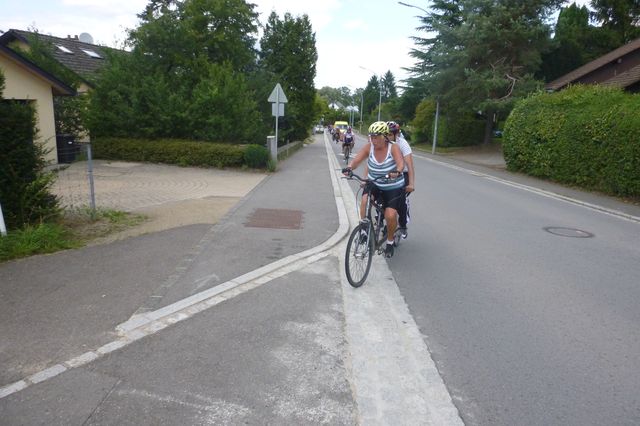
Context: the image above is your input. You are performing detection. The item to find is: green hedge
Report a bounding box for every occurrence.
[503,85,640,197]
[92,138,269,169]
[410,99,485,146]
[0,98,60,229]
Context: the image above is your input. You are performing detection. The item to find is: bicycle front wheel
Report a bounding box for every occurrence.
[345,222,373,287]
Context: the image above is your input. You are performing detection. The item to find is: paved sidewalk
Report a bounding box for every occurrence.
[0,137,364,425]
[0,137,350,421]
[1,135,464,425]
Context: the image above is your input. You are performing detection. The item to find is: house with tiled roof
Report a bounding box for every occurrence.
[546,37,640,93]
[0,29,116,93]
[1,29,120,163]
[0,43,76,164]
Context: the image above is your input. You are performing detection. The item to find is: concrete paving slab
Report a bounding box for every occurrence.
[0,224,210,386]
[0,255,356,425]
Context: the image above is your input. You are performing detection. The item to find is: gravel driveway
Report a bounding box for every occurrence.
[52,160,267,242]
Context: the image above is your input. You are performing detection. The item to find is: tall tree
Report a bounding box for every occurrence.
[590,0,640,44]
[132,0,259,72]
[539,3,616,82]
[408,0,564,144]
[89,0,263,142]
[381,71,398,101]
[361,75,382,118]
[259,12,318,142]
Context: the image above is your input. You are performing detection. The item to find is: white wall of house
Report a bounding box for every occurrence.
[1,53,59,164]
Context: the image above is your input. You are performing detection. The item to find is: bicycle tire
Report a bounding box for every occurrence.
[345,222,373,287]
[344,146,351,164]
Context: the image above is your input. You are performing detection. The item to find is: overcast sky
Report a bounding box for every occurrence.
[2,0,590,91]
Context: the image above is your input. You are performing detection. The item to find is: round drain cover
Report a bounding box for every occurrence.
[543,227,594,238]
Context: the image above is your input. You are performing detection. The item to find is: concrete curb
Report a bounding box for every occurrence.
[0,134,351,400]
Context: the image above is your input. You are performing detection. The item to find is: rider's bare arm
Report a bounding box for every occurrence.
[347,144,370,171]
[405,154,415,192]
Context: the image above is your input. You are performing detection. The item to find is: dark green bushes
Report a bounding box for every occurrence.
[503,85,640,197]
[244,144,270,168]
[1,77,61,229]
[410,99,485,147]
[92,137,269,169]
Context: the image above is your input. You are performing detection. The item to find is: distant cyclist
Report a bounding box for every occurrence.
[343,126,355,156]
[333,127,341,143]
[387,121,414,239]
[343,121,404,258]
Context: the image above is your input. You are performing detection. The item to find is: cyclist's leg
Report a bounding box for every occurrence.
[398,171,409,228]
[384,207,398,244]
[381,187,404,247]
[361,192,374,221]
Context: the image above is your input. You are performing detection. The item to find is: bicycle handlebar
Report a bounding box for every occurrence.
[341,169,400,184]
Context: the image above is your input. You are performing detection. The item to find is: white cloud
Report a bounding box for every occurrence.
[342,19,367,31]
[252,0,341,31]
[315,36,415,89]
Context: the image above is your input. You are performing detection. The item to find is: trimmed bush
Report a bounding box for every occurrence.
[503,85,640,197]
[243,144,269,168]
[92,137,267,169]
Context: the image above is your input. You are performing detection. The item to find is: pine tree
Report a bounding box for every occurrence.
[590,0,640,44]
[407,0,564,144]
[259,12,318,141]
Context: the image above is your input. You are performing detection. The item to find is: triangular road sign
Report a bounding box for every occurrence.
[268,83,288,103]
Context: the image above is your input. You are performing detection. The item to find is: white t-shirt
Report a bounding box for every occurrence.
[393,132,412,171]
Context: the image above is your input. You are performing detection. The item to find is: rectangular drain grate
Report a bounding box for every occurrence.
[244,208,303,230]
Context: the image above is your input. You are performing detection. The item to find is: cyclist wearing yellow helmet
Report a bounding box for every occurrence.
[343,121,404,257]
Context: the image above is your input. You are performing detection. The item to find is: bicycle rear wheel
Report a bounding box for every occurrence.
[345,222,373,287]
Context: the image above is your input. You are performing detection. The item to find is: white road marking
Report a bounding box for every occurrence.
[415,154,640,224]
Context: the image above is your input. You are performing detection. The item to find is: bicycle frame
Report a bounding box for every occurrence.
[358,182,388,254]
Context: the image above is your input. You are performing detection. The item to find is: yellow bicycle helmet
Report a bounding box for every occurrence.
[368,121,389,135]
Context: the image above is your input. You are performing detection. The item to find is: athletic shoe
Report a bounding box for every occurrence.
[384,243,394,258]
[399,227,408,239]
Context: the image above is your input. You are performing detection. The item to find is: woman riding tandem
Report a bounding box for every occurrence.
[343,121,404,258]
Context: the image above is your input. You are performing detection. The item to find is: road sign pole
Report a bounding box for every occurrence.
[275,89,279,163]
[0,200,7,236]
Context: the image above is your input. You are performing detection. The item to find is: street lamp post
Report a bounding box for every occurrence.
[347,84,365,133]
[359,66,383,122]
[359,92,364,133]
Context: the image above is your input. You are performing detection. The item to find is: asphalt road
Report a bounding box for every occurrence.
[386,150,640,425]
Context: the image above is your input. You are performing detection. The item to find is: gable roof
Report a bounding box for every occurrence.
[0,43,76,96]
[600,63,640,88]
[0,29,119,82]
[546,37,640,91]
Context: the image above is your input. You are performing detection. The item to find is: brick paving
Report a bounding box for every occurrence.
[52,160,266,212]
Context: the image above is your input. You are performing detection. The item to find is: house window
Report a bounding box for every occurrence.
[56,45,73,54]
[80,49,102,59]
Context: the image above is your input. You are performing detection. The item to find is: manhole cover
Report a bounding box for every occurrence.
[245,208,304,229]
[543,227,594,238]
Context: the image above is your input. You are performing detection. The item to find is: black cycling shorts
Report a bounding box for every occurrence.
[371,186,405,212]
